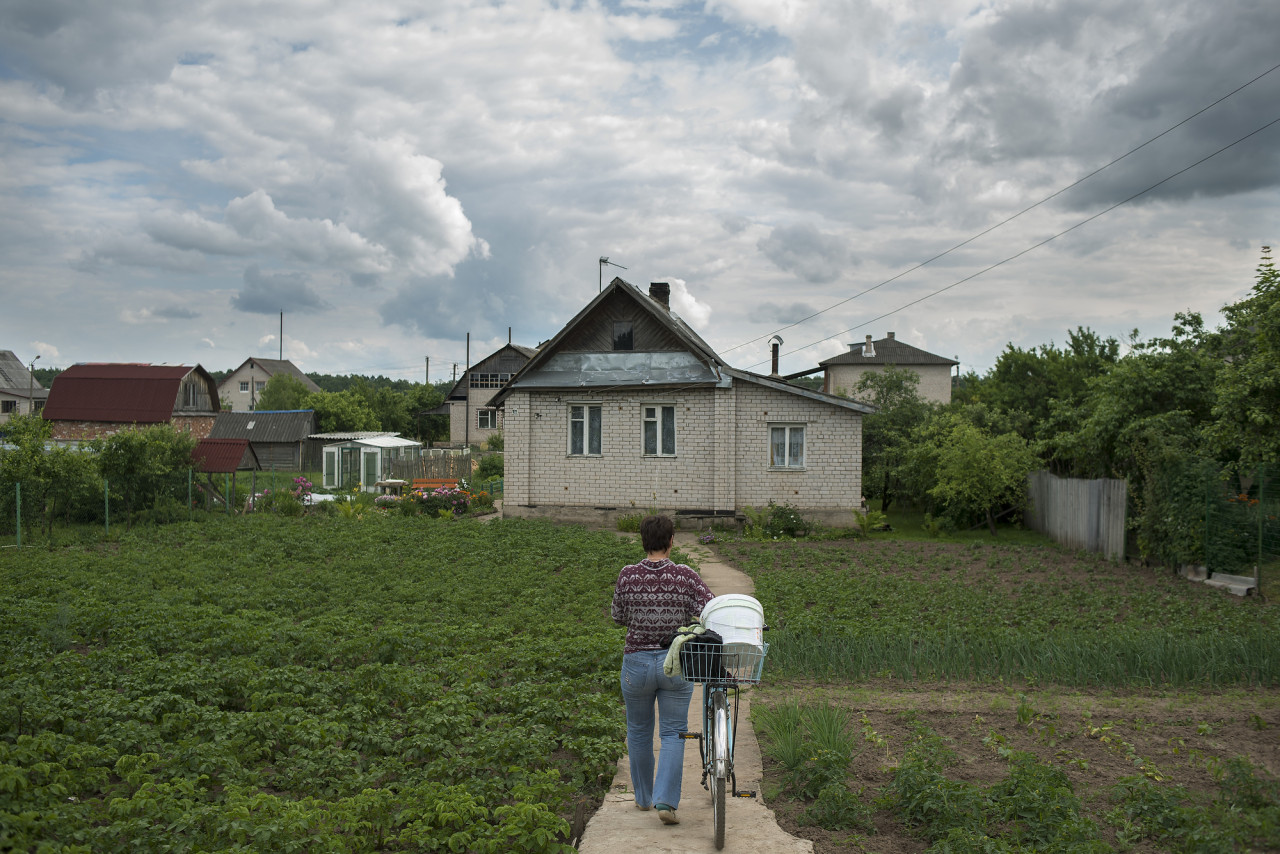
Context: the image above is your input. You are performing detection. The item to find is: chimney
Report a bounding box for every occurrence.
[862,334,876,358]
[769,335,783,377]
[649,282,670,309]
[887,331,895,340]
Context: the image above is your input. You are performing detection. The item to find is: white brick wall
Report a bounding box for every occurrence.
[504,379,862,519]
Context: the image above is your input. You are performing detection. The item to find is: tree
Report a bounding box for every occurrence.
[849,367,933,512]
[303,390,380,433]
[1209,246,1280,470]
[927,419,1039,534]
[257,373,313,411]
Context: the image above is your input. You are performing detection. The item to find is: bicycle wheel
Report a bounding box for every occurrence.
[711,691,730,850]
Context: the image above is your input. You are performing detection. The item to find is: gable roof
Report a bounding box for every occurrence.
[42,364,220,422]
[208,409,318,442]
[0,351,43,394]
[221,358,322,393]
[493,277,874,414]
[444,343,539,400]
[819,335,959,368]
[193,438,260,473]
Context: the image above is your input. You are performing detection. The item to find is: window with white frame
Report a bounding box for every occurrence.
[477,408,497,429]
[569,404,602,455]
[769,424,805,469]
[255,381,266,392]
[642,404,676,456]
[239,381,249,392]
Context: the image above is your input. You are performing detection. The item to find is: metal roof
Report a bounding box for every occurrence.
[510,351,720,388]
[819,336,959,367]
[308,431,396,441]
[321,435,422,449]
[209,409,318,442]
[0,350,43,393]
[193,438,259,473]
[42,364,218,422]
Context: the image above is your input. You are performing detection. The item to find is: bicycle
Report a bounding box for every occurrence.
[678,634,768,850]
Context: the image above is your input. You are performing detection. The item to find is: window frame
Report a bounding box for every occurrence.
[568,403,602,456]
[477,408,498,429]
[612,320,634,351]
[641,403,677,457]
[239,381,249,393]
[768,423,806,470]
[1,400,15,414]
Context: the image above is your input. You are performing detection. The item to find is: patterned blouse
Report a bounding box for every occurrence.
[611,558,714,654]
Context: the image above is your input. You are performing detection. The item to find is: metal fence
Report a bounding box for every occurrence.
[1025,470,1128,561]
[1206,464,1279,591]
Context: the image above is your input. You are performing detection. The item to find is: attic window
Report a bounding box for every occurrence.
[612,321,634,351]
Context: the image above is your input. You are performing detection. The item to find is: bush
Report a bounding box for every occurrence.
[476,452,504,480]
[616,512,643,533]
[484,432,504,452]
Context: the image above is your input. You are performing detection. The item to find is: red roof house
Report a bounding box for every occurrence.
[43,363,222,441]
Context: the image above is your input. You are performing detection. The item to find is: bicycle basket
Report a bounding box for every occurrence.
[681,635,768,685]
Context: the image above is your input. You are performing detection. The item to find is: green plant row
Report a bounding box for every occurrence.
[720,540,1280,687]
[0,516,638,853]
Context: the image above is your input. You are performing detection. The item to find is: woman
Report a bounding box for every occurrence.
[610,515,714,826]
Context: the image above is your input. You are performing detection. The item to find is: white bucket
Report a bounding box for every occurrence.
[701,594,765,652]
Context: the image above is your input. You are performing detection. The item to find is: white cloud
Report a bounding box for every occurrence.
[0,0,1275,381]
[668,279,712,329]
[31,342,60,359]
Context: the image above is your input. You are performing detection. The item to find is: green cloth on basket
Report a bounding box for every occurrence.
[663,622,708,678]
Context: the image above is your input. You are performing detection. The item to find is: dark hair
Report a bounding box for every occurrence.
[640,515,674,553]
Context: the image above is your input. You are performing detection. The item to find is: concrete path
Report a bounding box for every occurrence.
[577,533,813,854]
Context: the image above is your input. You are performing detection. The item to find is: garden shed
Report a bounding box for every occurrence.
[321,435,423,492]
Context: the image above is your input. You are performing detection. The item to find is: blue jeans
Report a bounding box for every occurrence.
[621,649,694,809]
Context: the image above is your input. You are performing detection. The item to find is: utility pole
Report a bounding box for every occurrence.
[27,354,39,415]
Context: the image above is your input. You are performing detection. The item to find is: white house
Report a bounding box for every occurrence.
[0,350,48,424]
[218,358,322,412]
[491,278,874,526]
[813,333,959,404]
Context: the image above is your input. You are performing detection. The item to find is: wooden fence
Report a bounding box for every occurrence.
[387,448,471,482]
[1025,470,1128,561]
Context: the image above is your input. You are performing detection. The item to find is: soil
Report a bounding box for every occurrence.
[752,678,1280,853]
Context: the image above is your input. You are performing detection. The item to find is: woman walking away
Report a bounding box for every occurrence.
[611,515,714,826]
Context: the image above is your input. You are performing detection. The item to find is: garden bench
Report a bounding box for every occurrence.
[412,478,460,492]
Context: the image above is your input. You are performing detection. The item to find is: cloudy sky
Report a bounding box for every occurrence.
[2,0,1278,383]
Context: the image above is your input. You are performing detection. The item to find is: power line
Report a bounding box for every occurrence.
[723,59,1280,357]
[749,112,1280,370]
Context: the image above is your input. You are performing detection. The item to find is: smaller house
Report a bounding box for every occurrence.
[208,409,318,470]
[809,333,959,404]
[42,363,222,441]
[218,358,322,412]
[320,434,423,492]
[0,350,49,424]
[433,343,538,447]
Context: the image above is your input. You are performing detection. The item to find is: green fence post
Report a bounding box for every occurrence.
[188,468,193,521]
[15,482,20,549]
[1258,463,1266,593]
[104,479,109,537]
[1204,480,1212,576]
[226,473,231,516]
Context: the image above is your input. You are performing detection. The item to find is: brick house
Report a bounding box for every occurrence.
[492,278,873,526]
[42,364,222,441]
[811,333,959,404]
[434,343,538,447]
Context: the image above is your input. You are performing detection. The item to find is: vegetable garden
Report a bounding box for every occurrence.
[1,517,636,852]
[726,538,1280,853]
